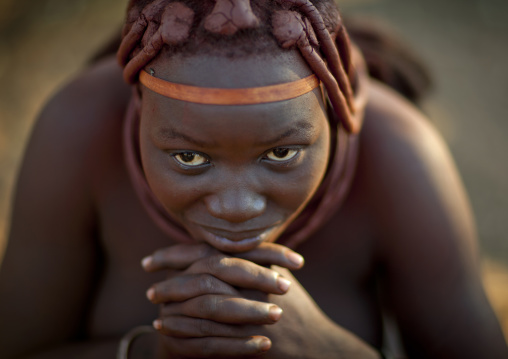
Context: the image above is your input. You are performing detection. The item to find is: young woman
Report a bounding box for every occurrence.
[0,0,506,358]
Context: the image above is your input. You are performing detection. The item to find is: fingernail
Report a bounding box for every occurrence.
[153,319,162,330]
[277,276,291,292]
[286,251,304,268]
[146,287,155,301]
[268,305,283,322]
[259,338,271,352]
[141,256,152,269]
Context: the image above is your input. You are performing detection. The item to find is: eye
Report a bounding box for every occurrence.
[172,151,209,167]
[265,147,299,162]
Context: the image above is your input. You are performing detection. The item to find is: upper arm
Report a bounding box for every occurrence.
[361,82,507,358]
[0,58,130,357]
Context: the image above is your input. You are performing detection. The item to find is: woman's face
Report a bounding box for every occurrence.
[139,51,330,252]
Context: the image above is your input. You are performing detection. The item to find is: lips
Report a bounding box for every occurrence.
[192,224,277,252]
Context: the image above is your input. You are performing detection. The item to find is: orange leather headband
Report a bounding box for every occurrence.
[139,70,320,105]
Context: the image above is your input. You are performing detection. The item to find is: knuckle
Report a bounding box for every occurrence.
[192,274,237,297]
[198,273,217,293]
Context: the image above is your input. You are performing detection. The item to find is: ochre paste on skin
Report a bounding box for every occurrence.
[118,0,365,133]
[117,0,370,248]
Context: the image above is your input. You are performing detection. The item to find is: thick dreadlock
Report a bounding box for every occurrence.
[116,0,366,134]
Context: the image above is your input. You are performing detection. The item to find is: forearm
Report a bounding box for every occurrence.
[329,326,382,359]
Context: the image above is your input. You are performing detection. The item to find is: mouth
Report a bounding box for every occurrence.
[193,224,277,252]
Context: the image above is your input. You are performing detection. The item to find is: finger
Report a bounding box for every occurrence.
[142,243,218,272]
[235,242,305,270]
[154,316,257,338]
[163,336,271,358]
[162,295,283,324]
[187,255,292,295]
[147,273,239,304]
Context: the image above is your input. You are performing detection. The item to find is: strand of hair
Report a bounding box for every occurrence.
[118,15,149,66]
[297,36,354,132]
[280,0,355,114]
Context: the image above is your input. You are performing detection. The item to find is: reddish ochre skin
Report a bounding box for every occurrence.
[0,52,507,358]
[139,52,331,254]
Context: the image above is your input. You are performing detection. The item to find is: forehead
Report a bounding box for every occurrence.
[146,49,313,88]
[139,51,327,141]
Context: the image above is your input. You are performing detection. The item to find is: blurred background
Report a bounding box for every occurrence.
[0,0,507,340]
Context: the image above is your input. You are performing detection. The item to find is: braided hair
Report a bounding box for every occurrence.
[118,0,372,247]
[117,0,366,134]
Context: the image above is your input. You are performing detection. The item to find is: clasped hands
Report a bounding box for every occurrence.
[140,242,329,358]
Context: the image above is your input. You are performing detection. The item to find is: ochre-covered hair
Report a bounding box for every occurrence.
[118,0,370,248]
[117,0,367,134]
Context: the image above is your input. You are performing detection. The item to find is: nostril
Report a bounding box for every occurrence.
[204,190,266,222]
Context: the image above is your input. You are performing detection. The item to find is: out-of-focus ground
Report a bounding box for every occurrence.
[0,0,507,342]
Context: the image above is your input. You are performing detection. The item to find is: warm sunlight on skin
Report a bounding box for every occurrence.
[139,53,331,253]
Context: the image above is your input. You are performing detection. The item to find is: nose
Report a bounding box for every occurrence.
[204,186,267,223]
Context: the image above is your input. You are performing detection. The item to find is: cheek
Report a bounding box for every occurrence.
[139,126,200,220]
[268,129,331,215]
[139,114,331,224]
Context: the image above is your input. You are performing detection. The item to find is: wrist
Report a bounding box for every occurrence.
[318,319,382,359]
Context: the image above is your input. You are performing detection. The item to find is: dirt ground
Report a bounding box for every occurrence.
[1,0,507,343]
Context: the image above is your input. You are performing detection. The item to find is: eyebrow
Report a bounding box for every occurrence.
[155,120,315,148]
[257,120,315,146]
[155,128,214,148]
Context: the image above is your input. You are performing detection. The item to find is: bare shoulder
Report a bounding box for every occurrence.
[9,56,131,228]
[361,79,459,180]
[357,81,508,357]
[358,80,478,280]
[22,56,132,202]
[359,79,476,256]
[0,57,132,357]
[34,56,130,159]
[15,56,130,218]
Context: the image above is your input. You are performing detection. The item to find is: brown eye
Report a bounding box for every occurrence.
[266,148,299,162]
[173,152,209,167]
